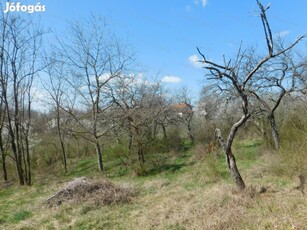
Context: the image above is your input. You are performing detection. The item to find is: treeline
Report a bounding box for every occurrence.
[0,13,198,185]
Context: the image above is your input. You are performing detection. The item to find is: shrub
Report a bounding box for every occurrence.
[265,105,307,178]
[167,128,184,151]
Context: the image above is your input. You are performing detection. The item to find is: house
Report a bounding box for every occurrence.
[170,103,193,118]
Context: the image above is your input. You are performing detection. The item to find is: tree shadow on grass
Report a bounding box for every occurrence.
[145,163,187,176]
[239,141,262,148]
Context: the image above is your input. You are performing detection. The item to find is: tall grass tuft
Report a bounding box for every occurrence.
[265,108,307,179]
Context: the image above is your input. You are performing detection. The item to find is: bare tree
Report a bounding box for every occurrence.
[174,87,195,144]
[0,10,8,182]
[0,83,8,182]
[0,13,44,185]
[110,75,167,166]
[56,15,133,172]
[43,55,70,173]
[197,1,305,190]
[250,50,307,149]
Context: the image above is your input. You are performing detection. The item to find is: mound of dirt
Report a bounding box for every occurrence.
[46,177,135,207]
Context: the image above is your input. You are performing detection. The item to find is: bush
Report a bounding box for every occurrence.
[194,121,216,144]
[265,106,307,178]
[145,138,169,155]
[192,142,220,161]
[167,128,184,151]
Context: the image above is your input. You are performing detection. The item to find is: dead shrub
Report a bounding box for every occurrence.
[45,177,136,207]
[192,142,220,161]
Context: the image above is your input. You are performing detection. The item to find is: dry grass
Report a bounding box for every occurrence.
[8,179,307,230]
[121,181,307,230]
[2,140,307,230]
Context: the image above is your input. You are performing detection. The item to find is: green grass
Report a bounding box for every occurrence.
[11,210,32,223]
[234,139,263,169]
[66,158,97,177]
[1,138,306,229]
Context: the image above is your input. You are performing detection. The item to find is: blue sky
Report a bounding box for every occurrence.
[2,0,307,100]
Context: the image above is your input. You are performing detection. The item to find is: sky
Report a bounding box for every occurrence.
[2,0,307,102]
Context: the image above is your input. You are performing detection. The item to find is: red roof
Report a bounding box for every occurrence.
[170,103,192,110]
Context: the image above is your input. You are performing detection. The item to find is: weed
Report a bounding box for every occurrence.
[11,210,32,223]
[79,205,94,215]
[67,158,97,178]
[0,217,6,224]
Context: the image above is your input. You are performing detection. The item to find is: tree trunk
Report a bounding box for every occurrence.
[1,146,8,182]
[11,137,24,185]
[16,160,24,185]
[60,138,68,174]
[215,128,246,190]
[25,136,31,186]
[15,131,25,185]
[187,122,195,144]
[22,135,28,184]
[95,140,104,172]
[135,126,145,164]
[162,123,167,140]
[268,114,280,150]
[6,116,24,185]
[56,110,67,173]
[128,130,133,150]
[137,143,145,164]
[226,149,246,190]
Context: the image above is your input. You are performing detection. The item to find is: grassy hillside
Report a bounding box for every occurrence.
[1,139,306,230]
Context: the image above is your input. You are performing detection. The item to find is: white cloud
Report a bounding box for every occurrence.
[161,75,182,83]
[99,73,112,82]
[194,0,208,7]
[31,87,52,112]
[126,72,157,86]
[188,54,202,68]
[201,0,208,7]
[274,30,290,38]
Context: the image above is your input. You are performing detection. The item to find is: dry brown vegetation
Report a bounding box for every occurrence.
[126,184,306,230]
[45,177,136,207]
[1,140,307,229]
